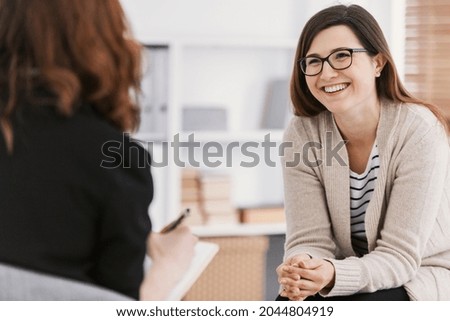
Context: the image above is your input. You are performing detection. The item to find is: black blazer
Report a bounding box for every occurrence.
[0,102,152,299]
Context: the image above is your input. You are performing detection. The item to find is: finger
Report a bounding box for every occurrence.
[281,288,303,300]
[286,256,299,265]
[282,265,306,279]
[285,290,307,301]
[296,268,318,282]
[281,265,302,279]
[296,266,331,285]
[279,289,289,297]
[285,286,301,297]
[278,267,301,282]
[296,280,323,298]
[281,277,320,298]
[281,265,314,284]
[279,277,301,290]
[276,263,286,274]
[289,295,306,301]
[277,272,298,283]
[298,290,318,298]
[296,279,318,291]
[288,254,311,265]
[276,263,293,276]
[281,264,297,274]
[297,258,322,269]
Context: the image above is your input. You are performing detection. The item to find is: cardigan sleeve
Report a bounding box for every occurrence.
[282,118,337,260]
[325,121,449,297]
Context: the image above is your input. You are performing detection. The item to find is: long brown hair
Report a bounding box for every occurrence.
[291,4,448,132]
[0,0,142,151]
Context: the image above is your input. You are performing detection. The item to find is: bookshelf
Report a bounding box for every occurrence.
[134,37,296,233]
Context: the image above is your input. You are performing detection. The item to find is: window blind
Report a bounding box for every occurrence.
[405,0,450,124]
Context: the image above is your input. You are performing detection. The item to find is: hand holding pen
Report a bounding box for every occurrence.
[142,209,197,300]
[146,207,196,272]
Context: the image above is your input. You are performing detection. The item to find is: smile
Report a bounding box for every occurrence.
[323,83,349,93]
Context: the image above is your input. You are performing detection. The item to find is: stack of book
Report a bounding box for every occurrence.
[238,205,285,224]
[181,169,238,225]
[181,168,206,225]
[201,172,238,225]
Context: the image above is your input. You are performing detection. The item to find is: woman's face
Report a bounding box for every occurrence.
[304,25,384,116]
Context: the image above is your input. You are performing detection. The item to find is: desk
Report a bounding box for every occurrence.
[185,223,285,300]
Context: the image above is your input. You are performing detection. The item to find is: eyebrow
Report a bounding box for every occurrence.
[306,47,353,57]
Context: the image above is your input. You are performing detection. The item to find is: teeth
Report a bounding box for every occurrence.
[324,84,348,93]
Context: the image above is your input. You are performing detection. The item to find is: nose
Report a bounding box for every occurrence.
[320,60,338,79]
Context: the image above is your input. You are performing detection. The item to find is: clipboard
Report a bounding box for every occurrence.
[165,241,219,301]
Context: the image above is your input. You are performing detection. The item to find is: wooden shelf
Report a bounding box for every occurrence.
[191,222,285,237]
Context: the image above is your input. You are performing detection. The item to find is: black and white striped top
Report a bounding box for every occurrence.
[350,144,379,256]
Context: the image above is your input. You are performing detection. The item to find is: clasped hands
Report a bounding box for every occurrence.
[276,253,335,301]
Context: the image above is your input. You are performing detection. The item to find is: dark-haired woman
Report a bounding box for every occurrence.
[277,4,449,301]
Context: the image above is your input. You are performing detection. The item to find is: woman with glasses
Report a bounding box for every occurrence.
[276,4,450,301]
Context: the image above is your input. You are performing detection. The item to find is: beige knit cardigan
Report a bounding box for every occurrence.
[282,100,450,300]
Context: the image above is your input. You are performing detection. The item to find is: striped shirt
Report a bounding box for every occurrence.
[350,143,379,256]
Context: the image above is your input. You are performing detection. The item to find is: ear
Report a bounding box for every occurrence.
[373,53,387,77]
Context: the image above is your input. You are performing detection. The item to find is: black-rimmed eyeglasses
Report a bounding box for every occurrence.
[298,48,368,76]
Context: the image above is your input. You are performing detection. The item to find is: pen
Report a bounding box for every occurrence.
[160,208,190,233]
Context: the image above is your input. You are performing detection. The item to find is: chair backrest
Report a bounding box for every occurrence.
[0,263,133,300]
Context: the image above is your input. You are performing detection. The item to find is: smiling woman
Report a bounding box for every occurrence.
[276,4,450,301]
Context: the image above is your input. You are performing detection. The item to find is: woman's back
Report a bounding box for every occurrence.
[0,98,152,299]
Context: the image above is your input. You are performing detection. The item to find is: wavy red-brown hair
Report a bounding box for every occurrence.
[0,0,142,150]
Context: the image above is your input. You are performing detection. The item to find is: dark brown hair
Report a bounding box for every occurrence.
[0,0,143,150]
[291,4,448,131]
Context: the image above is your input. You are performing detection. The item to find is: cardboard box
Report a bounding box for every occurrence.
[183,236,269,300]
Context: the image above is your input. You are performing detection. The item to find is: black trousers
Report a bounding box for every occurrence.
[276,287,409,301]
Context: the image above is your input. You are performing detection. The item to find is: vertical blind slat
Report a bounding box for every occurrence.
[405,0,450,123]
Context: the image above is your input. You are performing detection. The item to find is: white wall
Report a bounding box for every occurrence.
[120,0,403,82]
[121,0,395,43]
[121,0,301,39]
